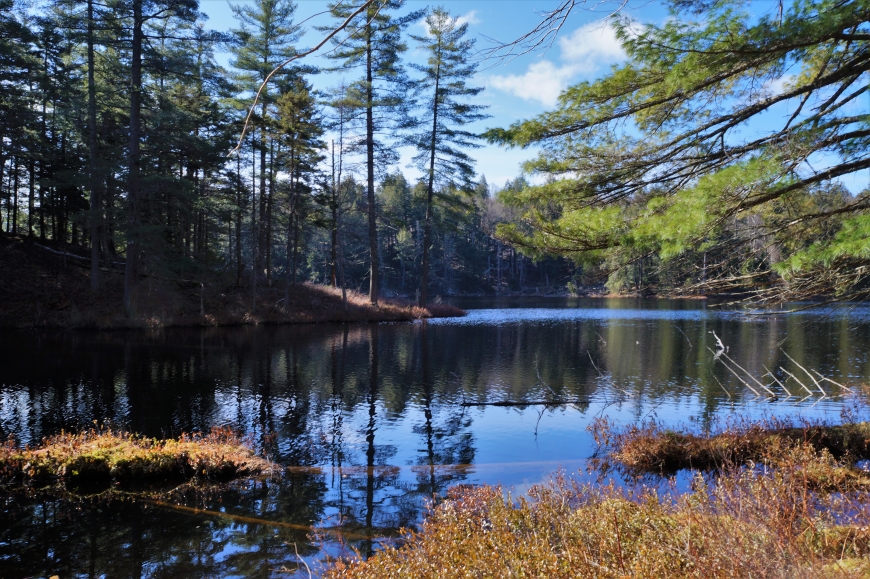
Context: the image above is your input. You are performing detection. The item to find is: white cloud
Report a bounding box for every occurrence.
[558,20,626,70]
[487,19,627,107]
[488,60,580,107]
[764,74,794,96]
[455,10,480,28]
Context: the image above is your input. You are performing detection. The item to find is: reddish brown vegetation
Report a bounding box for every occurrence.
[323,419,870,579]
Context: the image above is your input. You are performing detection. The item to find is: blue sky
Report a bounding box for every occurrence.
[199,0,660,187]
[198,0,869,193]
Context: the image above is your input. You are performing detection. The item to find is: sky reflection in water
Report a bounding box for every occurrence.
[1,298,869,577]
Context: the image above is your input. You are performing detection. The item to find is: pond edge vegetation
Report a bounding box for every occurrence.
[322,416,870,578]
[0,427,276,489]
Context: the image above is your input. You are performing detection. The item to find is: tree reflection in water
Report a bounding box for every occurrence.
[1,299,868,576]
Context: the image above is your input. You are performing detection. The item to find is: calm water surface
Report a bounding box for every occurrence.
[2,297,869,578]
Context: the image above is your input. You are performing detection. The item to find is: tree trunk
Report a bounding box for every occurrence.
[11,157,19,235]
[284,143,296,310]
[292,205,299,286]
[235,152,243,285]
[265,138,275,286]
[27,156,34,237]
[251,142,258,312]
[365,22,379,305]
[420,54,441,307]
[331,200,338,287]
[87,0,100,292]
[123,0,143,314]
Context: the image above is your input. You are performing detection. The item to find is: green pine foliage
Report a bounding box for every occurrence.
[487,0,870,301]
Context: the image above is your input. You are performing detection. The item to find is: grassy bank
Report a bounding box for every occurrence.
[0,427,275,487]
[0,234,464,328]
[324,419,870,578]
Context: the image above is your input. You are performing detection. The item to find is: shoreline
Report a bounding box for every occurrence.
[0,235,465,330]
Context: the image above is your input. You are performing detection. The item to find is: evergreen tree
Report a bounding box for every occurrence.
[409,7,488,306]
[228,0,302,307]
[276,76,325,305]
[487,0,870,302]
[322,0,424,305]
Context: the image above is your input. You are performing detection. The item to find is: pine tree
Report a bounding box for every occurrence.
[409,7,488,306]
[276,76,324,305]
[487,0,870,302]
[322,0,423,305]
[228,0,301,308]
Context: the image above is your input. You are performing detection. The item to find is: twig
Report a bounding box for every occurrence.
[294,543,313,579]
[781,350,826,395]
[707,347,762,396]
[587,350,605,378]
[780,366,816,397]
[721,352,778,396]
[675,325,693,349]
[535,357,558,398]
[763,364,792,396]
[810,368,852,393]
[712,374,732,399]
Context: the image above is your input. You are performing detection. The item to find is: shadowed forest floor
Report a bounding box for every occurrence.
[0,233,464,329]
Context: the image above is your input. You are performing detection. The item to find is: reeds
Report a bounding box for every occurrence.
[593,417,870,486]
[323,418,870,579]
[0,426,275,486]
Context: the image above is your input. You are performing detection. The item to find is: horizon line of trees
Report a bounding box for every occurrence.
[7,0,861,306]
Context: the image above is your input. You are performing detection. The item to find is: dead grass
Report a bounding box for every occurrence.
[323,473,870,578]
[323,419,870,579]
[0,427,275,486]
[591,417,870,491]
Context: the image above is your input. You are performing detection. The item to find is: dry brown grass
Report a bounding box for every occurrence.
[323,419,870,579]
[0,427,275,486]
[592,417,870,491]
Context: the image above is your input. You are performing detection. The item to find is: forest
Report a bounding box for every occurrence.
[0,0,576,326]
[1,0,870,324]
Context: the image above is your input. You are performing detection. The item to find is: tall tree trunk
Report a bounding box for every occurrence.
[420,55,441,308]
[123,0,143,314]
[11,157,19,235]
[292,206,299,286]
[27,156,34,237]
[331,140,347,307]
[251,141,258,312]
[284,144,295,309]
[266,139,275,286]
[258,131,267,282]
[87,0,100,291]
[331,200,338,287]
[365,22,379,305]
[235,152,243,285]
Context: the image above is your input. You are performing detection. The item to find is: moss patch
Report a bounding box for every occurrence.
[1,427,275,487]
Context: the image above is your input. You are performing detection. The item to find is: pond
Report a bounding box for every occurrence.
[1,297,869,578]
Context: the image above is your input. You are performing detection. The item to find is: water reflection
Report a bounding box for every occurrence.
[1,298,869,577]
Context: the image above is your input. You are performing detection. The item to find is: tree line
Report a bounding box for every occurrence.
[0,0,577,315]
[8,0,858,306]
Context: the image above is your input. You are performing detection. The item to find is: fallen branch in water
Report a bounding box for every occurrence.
[461,399,586,407]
